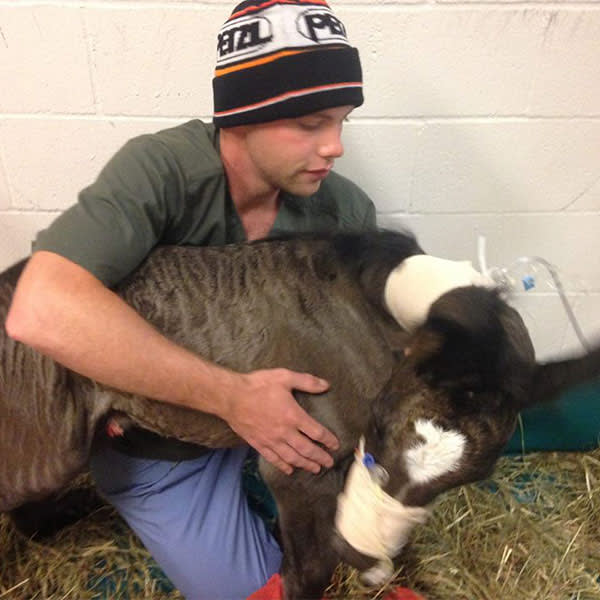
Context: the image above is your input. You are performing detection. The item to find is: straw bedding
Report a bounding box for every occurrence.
[1,448,599,600]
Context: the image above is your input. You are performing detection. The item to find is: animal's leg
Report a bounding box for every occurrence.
[9,484,106,538]
[261,467,342,600]
[278,498,340,600]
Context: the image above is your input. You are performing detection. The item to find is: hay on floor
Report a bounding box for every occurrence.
[1,448,599,600]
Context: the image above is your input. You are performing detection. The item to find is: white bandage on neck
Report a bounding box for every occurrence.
[384,254,494,332]
[334,438,429,586]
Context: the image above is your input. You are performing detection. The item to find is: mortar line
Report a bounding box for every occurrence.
[79,5,101,116]
[377,210,600,217]
[2,1,600,10]
[0,124,14,209]
[1,114,600,123]
[0,207,62,215]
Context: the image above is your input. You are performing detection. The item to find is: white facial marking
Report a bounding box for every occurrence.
[405,419,466,484]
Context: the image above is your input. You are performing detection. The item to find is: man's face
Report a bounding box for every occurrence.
[243,105,353,197]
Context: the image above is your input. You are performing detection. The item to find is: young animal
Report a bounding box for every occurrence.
[1,230,599,599]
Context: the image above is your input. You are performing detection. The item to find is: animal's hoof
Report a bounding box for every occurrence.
[360,559,393,586]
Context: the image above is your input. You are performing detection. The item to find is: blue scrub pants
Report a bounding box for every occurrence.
[90,444,282,600]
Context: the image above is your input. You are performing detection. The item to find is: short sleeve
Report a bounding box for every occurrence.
[34,135,184,287]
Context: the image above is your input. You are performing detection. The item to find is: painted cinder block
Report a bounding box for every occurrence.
[340,7,600,118]
[0,212,57,270]
[409,120,600,213]
[0,118,174,211]
[527,11,600,116]
[0,155,10,210]
[436,0,587,4]
[337,120,600,215]
[0,6,94,114]
[335,121,422,213]
[82,6,226,116]
[512,293,600,361]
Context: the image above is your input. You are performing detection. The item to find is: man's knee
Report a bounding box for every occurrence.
[89,444,282,599]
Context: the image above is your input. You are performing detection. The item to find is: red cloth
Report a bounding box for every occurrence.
[247,573,426,600]
[246,574,284,600]
[383,588,426,600]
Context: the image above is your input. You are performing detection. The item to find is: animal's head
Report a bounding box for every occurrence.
[371,286,535,500]
[335,284,600,585]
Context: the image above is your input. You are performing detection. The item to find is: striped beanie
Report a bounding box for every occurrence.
[213,0,363,128]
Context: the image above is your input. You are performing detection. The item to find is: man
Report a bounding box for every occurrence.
[6,2,419,598]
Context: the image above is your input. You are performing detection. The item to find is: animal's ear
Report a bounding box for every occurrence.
[403,327,445,364]
[404,287,505,391]
[526,345,600,409]
[427,286,504,341]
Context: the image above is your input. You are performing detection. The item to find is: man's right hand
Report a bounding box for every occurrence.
[221,368,339,475]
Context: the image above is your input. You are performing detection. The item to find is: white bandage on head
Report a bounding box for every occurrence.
[334,438,429,586]
[384,254,495,332]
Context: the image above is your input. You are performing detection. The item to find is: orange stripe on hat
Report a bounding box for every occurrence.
[215,48,316,77]
[214,81,362,117]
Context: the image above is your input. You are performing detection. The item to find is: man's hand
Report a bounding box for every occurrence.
[222,368,338,475]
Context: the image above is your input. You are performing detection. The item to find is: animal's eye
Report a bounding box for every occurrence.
[374,419,385,439]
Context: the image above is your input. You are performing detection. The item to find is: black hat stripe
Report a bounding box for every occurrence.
[214,81,363,118]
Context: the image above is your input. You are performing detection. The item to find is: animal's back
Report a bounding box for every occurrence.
[118,239,391,374]
[112,238,399,446]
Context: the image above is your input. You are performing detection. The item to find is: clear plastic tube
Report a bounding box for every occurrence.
[477,236,590,352]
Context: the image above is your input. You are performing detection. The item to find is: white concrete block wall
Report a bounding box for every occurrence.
[0,0,599,359]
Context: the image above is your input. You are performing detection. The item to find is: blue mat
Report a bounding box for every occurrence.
[505,381,600,454]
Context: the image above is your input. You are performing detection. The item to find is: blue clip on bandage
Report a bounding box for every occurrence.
[363,453,375,469]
